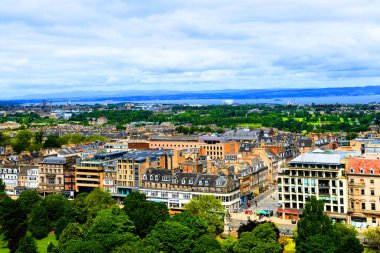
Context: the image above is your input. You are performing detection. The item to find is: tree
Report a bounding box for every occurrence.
[83,188,115,218]
[12,130,33,153]
[295,196,362,253]
[63,240,105,253]
[364,226,380,251]
[171,211,208,238]
[28,203,50,239]
[146,221,194,253]
[15,235,37,253]
[58,223,84,248]
[233,223,281,253]
[85,207,136,251]
[0,178,5,193]
[0,197,26,238]
[123,192,169,237]
[185,195,225,234]
[43,134,62,149]
[17,190,41,215]
[191,234,221,253]
[41,194,71,222]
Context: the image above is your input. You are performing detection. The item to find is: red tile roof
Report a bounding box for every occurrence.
[347,158,380,175]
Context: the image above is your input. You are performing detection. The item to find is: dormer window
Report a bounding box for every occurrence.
[155,175,159,181]
[182,179,186,184]
[199,180,203,185]
[370,168,374,174]
[150,175,153,180]
[205,181,209,186]
[143,175,147,180]
[350,167,354,173]
[189,179,194,184]
[360,168,364,174]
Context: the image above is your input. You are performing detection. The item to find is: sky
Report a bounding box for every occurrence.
[1,0,380,98]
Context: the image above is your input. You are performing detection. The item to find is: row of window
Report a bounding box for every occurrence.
[349,167,376,174]
[351,202,377,211]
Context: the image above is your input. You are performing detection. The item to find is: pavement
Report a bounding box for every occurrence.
[227,187,297,231]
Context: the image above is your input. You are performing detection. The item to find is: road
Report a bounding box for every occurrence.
[228,187,297,232]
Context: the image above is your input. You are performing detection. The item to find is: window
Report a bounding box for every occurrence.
[350,178,354,183]
[370,169,374,174]
[370,179,375,184]
[143,175,147,180]
[372,217,376,224]
[199,180,203,186]
[361,189,365,195]
[371,203,376,210]
[360,168,364,174]
[371,189,375,196]
[351,201,354,208]
[361,202,366,210]
[350,167,354,173]
[150,175,153,180]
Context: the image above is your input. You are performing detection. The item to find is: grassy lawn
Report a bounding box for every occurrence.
[238,123,262,128]
[36,232,57,253]
[283,238,296,253]
[0,232,57,253]
[0,233,9,253]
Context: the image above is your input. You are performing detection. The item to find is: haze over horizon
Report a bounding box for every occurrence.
[1,1,380,99]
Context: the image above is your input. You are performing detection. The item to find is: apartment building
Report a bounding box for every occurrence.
[114,150,177,202]
[27,167,39,189]
[75,151,127,192]
[149,135,238,160]
[0,166,18,195]
[277,150,356,222]
[38,157,66,196]
[346,157,380,228]
[140,168,240,211]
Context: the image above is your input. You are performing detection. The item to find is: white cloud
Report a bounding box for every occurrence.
[0,0,380,98]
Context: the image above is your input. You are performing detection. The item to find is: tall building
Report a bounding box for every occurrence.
[38,157,66,196]
[277,150,357,223]
[346,157,380,228]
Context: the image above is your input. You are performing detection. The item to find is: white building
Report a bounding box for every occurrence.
[27,168,39,189]
[0,167,19,195]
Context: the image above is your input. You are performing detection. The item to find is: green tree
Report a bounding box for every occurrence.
[333,223,363,253]
[233,223,281,253]
[185,195,225,234]
[83,188,115,218]
[15,235,37,253]
[17,190,41,215]
[123,192,169,237]
[12,130,33,153]
[171,211,208,238]
[0,178,5,193]
[43,134,62,149]
[85,207,135,251]
[28,203,50,239]
[146,221,194,253]
[191,234,221,253]
[41,194,71,222]
[58,223,84,248]
[364,226,380,251]
[63,240,105,253]
[0,197,26,238]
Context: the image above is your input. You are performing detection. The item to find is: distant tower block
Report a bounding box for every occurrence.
[222,99,234,105]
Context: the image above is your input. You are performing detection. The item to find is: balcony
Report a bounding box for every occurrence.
[348,182,365,187]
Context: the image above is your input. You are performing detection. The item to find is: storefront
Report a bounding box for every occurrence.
[351,216,368,229]
[277,208,300,219]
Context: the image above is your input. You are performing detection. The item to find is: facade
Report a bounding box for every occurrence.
[103,164,118,194]
[346,158,380,228]
[75,151,127,192]
[38,157,66,196]
[277,150,353,222]
[27,168,39,189]
[140,168,240,211]
[114,150,178,201]
[0,166,19,195]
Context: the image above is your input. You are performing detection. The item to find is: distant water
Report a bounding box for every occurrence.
[26,95,380,106]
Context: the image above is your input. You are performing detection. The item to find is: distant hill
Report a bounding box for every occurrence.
[3,85,380,104]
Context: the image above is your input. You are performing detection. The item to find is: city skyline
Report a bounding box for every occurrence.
[1,1,380,98]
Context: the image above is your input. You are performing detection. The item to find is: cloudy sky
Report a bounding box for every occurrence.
[1,0,380,98]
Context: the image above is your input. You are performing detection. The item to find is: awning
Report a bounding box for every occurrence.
[277,208,299,214]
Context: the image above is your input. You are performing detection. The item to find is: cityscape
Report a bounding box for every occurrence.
[1,1,380,253]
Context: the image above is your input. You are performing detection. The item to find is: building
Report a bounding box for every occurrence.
[0,166,19,195]
[27,167,39,189]
[38,157,66,196]
[346,157,380,228]
[277,150,356,222]
[75,151,127,193]
[113,149,178,202]
[140,168,240,211]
